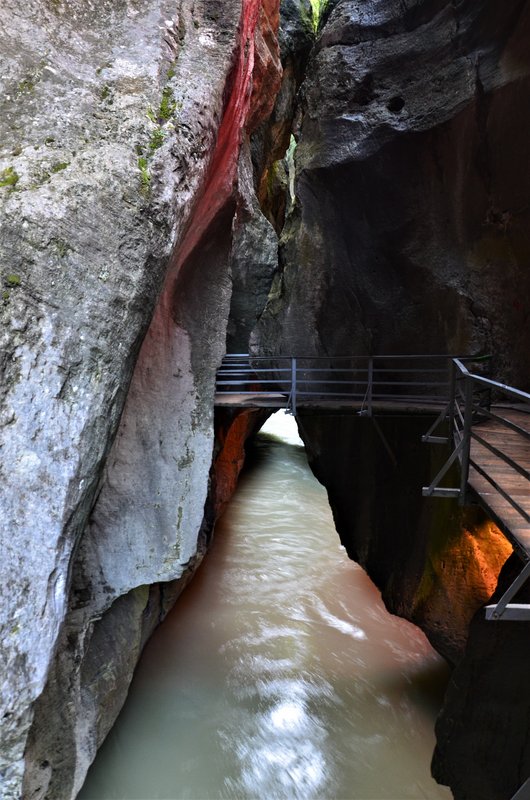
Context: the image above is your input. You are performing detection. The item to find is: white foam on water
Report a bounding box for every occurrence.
[259,410,304,446]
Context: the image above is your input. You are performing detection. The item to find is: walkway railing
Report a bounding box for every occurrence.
[216,354,456,415]
[218,353,530,623]
[422,357,530,506]
[422,358,530,622]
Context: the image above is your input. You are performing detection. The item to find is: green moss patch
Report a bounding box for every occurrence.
[51,161,69,173]
[159,87,177,121]
[149,128,164,153]
[0,167,20,188]
[309,0,328,32]
[51,238,71,258]
[18,76,35,93]
[137,156,150,191]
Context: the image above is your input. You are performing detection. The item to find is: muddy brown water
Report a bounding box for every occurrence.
[79,412,451,800]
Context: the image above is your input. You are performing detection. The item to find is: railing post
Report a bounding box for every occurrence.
[367,357,373,417]
[459,374,473,503]
[447,359,456,439]
[290,356,297,416]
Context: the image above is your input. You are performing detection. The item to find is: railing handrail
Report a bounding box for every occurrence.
[453,358,530,406]
[222,353,489,362]
[218,356,489,416]
[424,357,530,539]
[215,353,488,416]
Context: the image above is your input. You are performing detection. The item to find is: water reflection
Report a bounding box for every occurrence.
[79,411,451,800]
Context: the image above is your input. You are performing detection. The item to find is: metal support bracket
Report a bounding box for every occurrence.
[422,438,464,498]
[485,560,530,621]
[287,357,297,416]
[367,357,373,418]
[422,487,461,498]
[510,777,530,800]
[421,400,452,444]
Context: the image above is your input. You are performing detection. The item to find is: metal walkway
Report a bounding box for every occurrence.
[468,408,530,551]
[216,354,530,620]
[215,353,454,415]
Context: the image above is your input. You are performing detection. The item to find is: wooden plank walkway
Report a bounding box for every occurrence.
[215,393,289,408]
[468,408,530,558]
[214,393,445,415]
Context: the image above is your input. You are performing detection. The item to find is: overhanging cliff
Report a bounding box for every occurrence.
[255,0,530,382]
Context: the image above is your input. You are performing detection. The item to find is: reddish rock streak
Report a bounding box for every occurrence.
[141,0,280,359]
[176,0,280,268]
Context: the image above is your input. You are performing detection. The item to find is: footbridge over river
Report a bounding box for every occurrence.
[215,354,530,623]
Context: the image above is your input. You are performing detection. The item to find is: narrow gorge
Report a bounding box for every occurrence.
[1,1,530,799]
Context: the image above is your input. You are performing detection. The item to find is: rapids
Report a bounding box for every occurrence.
[79,412,451,800]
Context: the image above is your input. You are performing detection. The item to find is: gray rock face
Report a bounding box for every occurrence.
[227,141,279,353]
[277,0,314,60]
[255,0,530,383]
[0,0,270,795]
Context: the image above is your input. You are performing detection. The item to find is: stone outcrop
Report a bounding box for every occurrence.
[0,1,282,797]
[252,0,314,230]
[227,0,314,353]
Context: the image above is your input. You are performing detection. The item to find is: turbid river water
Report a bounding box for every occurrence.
[79,412,451,800]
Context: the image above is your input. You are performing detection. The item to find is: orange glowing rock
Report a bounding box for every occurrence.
[412,511,513,661]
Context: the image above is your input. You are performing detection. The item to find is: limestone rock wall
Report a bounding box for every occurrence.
[0,1,281,797]
[255,0,530,385]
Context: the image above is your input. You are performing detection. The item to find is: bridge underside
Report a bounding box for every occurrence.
[214,393,445,415]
